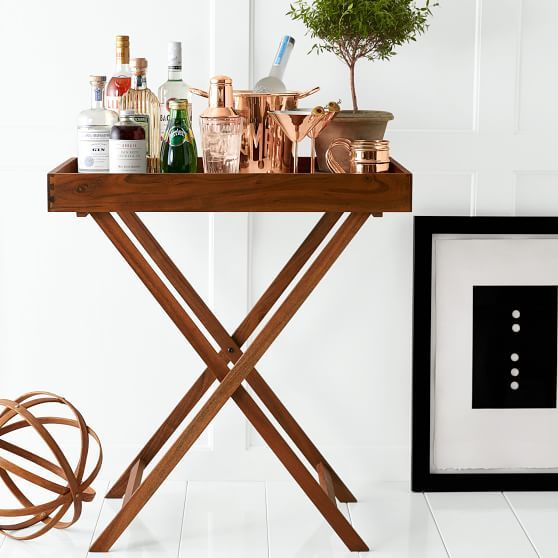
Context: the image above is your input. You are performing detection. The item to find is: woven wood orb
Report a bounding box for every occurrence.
[0,391,102,540]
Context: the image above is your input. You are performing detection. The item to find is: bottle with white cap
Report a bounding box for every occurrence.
[158,41,192,141]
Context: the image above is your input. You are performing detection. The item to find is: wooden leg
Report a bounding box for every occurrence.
[123,459,144,506]
[317,462,336,502]
[108,211,353,502]
[105,369,215,499]
[117,211,355,502]
[89,212,369,552]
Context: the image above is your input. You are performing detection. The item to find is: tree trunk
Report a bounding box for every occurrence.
[349,62,358,112]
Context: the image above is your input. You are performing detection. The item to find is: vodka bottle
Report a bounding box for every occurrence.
[158,41,192,141]
[254,36,295,93]
[77,75,118,173]
[121,57,160,172]
[106,35,131,112]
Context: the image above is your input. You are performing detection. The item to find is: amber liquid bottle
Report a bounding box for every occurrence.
[121,57,160,172]
[106,35,131,112]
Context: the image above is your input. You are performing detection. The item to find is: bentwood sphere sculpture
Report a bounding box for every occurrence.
[0,391,102,540]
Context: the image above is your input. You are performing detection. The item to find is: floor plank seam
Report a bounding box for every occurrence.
[175,481,189,558]
[264,482,271,558]
[502,492,543,558]
[346,500,362,558]
[86,480,110,558]
[423,493,452,558]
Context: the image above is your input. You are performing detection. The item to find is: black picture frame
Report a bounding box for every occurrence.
[412,216,558,492]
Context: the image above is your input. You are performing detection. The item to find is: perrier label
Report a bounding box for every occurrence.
[160,99,197,173]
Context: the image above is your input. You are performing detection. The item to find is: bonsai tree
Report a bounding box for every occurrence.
[288,0,436,111]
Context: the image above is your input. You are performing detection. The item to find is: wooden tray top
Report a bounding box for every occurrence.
[47,157,412,213]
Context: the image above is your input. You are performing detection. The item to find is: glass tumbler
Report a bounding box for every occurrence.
[199,116,243,173]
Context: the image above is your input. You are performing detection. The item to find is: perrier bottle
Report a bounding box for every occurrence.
[160,99,197,173]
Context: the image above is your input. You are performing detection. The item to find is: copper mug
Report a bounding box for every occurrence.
[326,138,390,173]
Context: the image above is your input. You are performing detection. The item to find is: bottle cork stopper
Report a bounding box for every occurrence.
[130,57,148,70]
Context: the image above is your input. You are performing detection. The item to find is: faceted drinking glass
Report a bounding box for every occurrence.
[199,116,243,173]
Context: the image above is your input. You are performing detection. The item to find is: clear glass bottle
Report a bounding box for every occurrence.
[106,35,131,112]
[160,100,197,173]
[109,110,147,173]
[77,75,118,173]
[200,76,243,173]
[158,41,192,141]
[121,57,160,172]
[254,36,295,93]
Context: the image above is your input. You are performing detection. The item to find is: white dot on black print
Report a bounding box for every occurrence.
[512,323,520,332]
[510,353,519,362]
[510,381,519,390]
[511,368,519,377]
[512,309,520,319]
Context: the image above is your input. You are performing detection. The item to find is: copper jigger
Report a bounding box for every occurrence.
[326,139,390,173]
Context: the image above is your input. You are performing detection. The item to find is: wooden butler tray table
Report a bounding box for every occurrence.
[47,157,412,552]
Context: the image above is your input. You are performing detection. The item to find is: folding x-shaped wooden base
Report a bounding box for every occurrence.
[87,210,371,552]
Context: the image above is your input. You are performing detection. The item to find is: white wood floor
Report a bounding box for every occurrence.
[1,479,557,557]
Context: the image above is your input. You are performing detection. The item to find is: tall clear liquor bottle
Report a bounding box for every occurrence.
[158,41,192,141]
[77,75,118,173]
[106,35,131,111]
[254,35,295,92]
[121,57,160,172]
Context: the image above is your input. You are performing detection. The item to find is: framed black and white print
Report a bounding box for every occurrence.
[412,216,558,492]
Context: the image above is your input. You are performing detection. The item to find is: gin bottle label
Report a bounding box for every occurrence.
[78,126,111,172]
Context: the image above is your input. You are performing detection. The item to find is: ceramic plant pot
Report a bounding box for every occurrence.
[315,110,394,172]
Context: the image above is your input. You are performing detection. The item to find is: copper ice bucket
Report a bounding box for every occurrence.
[191,86,319,173]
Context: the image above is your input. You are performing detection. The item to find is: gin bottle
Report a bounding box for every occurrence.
[254,36,295,93]
[106,35,131,112]
[121,57,160,172]
[158,42,192,141]
[77,75,118,173]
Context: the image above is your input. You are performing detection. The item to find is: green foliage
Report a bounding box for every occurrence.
[288,0,434,65]
[288,0,437,110]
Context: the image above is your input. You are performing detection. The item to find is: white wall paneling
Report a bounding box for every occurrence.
[515,173,558,216]
[0,0,555,483]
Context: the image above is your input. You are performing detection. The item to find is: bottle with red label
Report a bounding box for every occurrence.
[106,35,131,111]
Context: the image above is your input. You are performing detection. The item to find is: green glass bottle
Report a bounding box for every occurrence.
[160,99,197,173]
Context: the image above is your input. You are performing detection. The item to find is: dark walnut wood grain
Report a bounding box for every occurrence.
[47,157,412,213]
